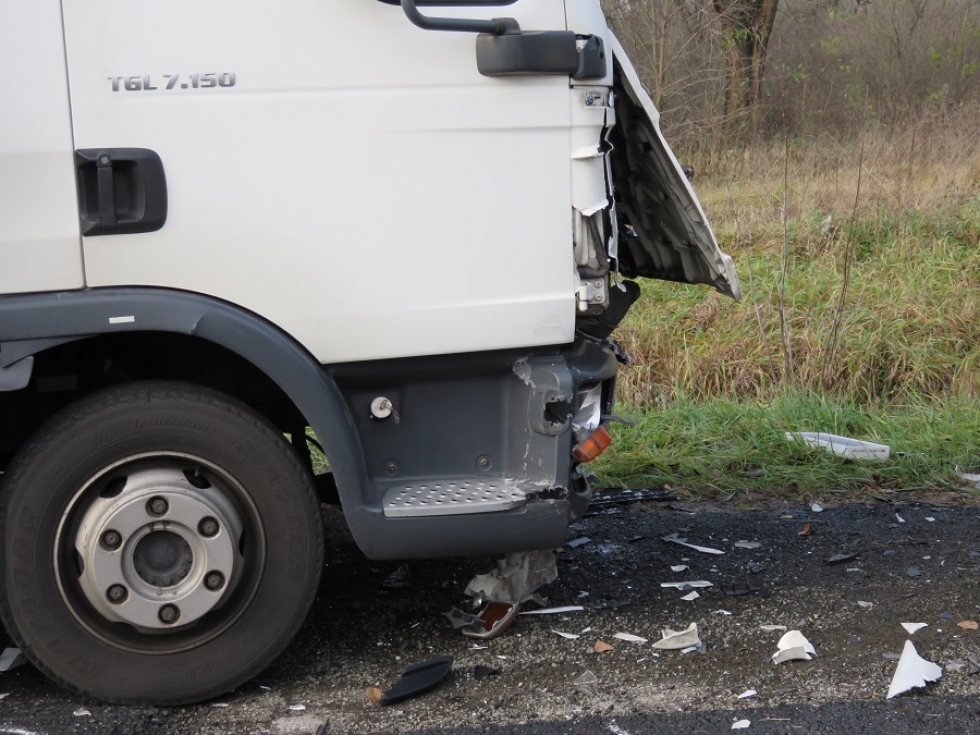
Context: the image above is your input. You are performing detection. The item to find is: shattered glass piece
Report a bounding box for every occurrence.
[0,648,24,672]
[662,533,724,555]
[443,607,482,630]
[738,689,758,699]
[826,551,861,565]
[520,605,584,615]
[857,601,874,609]
[613,632,648,644]
[887,640,942,698]
[925,517,936,522]
[588,487,677,508]
[680,591,700,601]
[734,541,762,550]
[747,562,767,574]
[661,581,713,589]
[906,567,922,578]
[380,655,454,705]
[883,549,896,556]
[680,643,706,655]
[732,720,751,730]
[474,665,500,681]
[714,609,733,616]
[594,640,614,653]
[652,623,700,650]
[946,659,968,673]
[462,601,521,640]
[574,670,599,687]
[465,549,558,603]
[383,563,412,589]
[901,623,927,635]
[73,709,91,717]
[567,537,592,549]
[553,630,580,640]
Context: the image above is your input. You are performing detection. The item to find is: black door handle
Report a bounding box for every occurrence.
[76,148,168,237]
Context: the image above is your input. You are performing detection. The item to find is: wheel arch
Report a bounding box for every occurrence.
[0,288,369,518]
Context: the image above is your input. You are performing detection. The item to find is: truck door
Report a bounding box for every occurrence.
[0,4,85,295]
[61,0,576,363]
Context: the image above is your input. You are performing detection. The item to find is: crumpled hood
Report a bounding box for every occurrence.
[607,34,741,300]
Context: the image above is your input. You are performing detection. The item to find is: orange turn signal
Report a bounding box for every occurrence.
[573,425,612,463]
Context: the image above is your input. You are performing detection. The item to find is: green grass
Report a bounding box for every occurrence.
[594,391,980,497]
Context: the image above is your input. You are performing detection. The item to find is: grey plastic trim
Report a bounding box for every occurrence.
[0,357,33,392]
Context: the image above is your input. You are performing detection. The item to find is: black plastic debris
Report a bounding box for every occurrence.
[722,580,769,597]
[826,551,861,565]
[589,599,631,611]
[474,665,501,681]
[383,564,411,589]
[907,567,922,578]
[314,722,329,735]
[587,487,677,510]
[380,655,454,705]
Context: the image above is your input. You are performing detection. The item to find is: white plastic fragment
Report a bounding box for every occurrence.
[670,564,689,572]
[760,624,787,632]
[520,605,584,615]
[925,517,936,523]
[738,689,758,699]
[772,630,816,664]
[732,720,751,730]
[786,432,890,460]
[714,609,733,616]
[857,601,874,609]
[652,623,700,650]
[887,640,943,698]
[811,502,824,513]
[552,630,580,640]
[613,632,648,644]
[211,702,230,708]
[734,541,762,549]
[901,623,928,635]
[73,709,91,717]
[680,591,700,601]
[0,693,9,700]
[660,581,713,589]
[288,704,307,712]
[662,533,724,555]
[896,513,905,523]
[0,648,25,672]
[956,468,980,488]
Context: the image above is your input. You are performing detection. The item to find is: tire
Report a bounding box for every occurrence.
[0,381,323,704]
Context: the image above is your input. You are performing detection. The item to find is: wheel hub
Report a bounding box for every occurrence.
[73,465,244,632]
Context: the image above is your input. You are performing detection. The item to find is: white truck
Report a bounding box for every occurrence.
[0,0,739,704]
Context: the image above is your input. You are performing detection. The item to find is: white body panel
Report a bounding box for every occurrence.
[0,4,84,295]
[63,0,576,362]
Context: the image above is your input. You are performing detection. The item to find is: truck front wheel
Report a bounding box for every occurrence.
[0,381,323,704]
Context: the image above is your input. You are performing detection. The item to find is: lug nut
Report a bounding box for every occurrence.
[205,571,225,591]
[158,604,180,624]
[198,517,219,537]
[106,584,128,604]
[146,496,169,516]
[101,530,122,550]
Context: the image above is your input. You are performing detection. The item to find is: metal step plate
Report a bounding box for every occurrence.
[382,479,527,518]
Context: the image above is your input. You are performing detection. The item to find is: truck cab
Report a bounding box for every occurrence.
[0,0,738,704]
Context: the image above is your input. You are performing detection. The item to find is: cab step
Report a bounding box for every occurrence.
[382,478,527,517]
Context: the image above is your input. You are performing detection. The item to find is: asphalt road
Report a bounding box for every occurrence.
[1,495,978,735]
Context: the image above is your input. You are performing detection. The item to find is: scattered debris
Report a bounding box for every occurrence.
[443,607,482,630]
[462,601,521,640]
[957,620,978,630]
[0,648,24,672]
[772,630,816,664]
[680,591,700,601]
[567,537,592,549]
[760,625,787,632]
[211,703,230,708]
[887,641,942,699]
[574,671,598,687]
[896,513,906,524]
[738,690,757,699]
[473,665,500,681]
[722,580,768,597]
[377,655,454,706]
[520,605,584,615]
[652,623,700,650]
[714,609,733,616]
[594,641,615,653]
[552,630,580,640]
[383,563,411,589]
[811,502,824,513]
[660,580,713,590]
[734,541,762,550]
[613,632,648,644]
[587,487,677,511]
[670,564,689,573]
[732,719,751,730]
[73,709,91,717]
[785,432,890,461]
[465,550,557,604]
[798,523,812,536]
[925,517,936,523]
[906,567,922,578]
[681,643,707,655]
[747,562,767,573]
[366,687,383,705]
[288,704,307,712]
[858,601,874,609]
[662,533,724,555]
[826,551,860,565]
[901,623,927,635]
[946,659,968,673]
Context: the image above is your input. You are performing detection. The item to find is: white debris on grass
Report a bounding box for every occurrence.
[786,432,890,461]
[887,640,943,698]
[652,623,700,650]
[662,533,725,555]
[811,502,824,513]
[901,623,928,635]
